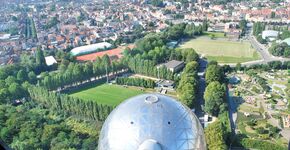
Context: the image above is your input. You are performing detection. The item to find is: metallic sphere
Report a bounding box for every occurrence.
[98,94,206,150]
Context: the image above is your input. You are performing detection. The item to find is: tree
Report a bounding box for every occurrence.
[50,4,56,11]
[239,19,247,36]
[205,120,227,150]
[28,71,37,84]
[269,42,290,58]
[177,61,199,108]
[256,127,267,134]
[202,20,208,31]
[17,70,28,82]
[236,63,242,71]
[179,83,195,107]
[5,76,17,86]
[280,30,290,40]
[150,0,164,7]
[204,81,226,116]
[0,80,6,89]
[205,64,224,84]
[0,88,9,103]
[35,48,47,73]
[186,50,199,63]
[8,27,18,35]
[268,61,282,69]
[0,70,8,80]
[270,12,275,18]
[184,61,198,74]
[256,35,266,44]
[210,34,216,40]
[253,22,265,37]
[11,16,18,21]
[8,83,24,100]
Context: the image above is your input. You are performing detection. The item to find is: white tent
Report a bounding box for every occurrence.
[70,42,112,56]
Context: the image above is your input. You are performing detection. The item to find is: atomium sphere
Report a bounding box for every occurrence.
[98,94,206,150]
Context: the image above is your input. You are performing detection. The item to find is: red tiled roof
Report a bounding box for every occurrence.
[76,44,134,61]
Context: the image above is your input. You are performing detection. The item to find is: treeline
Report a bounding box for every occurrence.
[40,55,126,90]
[253,22,266,44]
[116,77,155,88]
[28,85,112,121]
[135,23,206,52]
[23,18,37,39]
[205,120,228,150]
[0,103,99,149]
[204,62,227,116]
[125,47,199,81]
[239,20,247,36]
[204,62,229,150]
[177,61,199,108]
[237,61,290,71]
[126,56,174,80]
[24,18,32,38]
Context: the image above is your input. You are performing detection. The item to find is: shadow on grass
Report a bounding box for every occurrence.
[62,79,107,95]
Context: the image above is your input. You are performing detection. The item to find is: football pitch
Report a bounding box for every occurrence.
[69,84,145,106]
[179,36,261,63]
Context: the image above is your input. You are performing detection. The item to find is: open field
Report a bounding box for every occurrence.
[69,84,145,106]
[179,36,261,63]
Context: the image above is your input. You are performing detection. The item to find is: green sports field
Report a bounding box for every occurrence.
[179,36,261,63]
[69,84,145,106]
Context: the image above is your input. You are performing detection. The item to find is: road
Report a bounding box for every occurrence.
[220,35,290,67]
[242,36,290,67]
[195,59,207,127]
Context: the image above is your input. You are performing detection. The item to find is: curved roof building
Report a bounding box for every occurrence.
[98,94,206,150]
[70,42,112,56]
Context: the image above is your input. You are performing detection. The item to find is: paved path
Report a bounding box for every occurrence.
[195,59,207,127]
[227,89,238,135]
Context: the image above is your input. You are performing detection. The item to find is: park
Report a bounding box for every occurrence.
[179,34,261,63]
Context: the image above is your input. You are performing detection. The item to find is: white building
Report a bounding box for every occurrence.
[262,30,279,41]
[45,56,57,66]
[70,42,113,56]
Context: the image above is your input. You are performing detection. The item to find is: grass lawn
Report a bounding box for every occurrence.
[239,104,260,113]
[179,36,261,63]
[69,84,145,106]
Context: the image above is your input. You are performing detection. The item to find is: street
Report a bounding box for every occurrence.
[242,35,290,67]
[195,58,207,127]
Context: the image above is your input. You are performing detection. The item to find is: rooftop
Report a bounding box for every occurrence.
[45,56,57,66]
[163,60,184,69]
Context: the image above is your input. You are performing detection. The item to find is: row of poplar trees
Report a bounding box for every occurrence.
[40,55,127,90]
[28,85,112,121]
[116,77,156,88]
[177,61,199,108]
